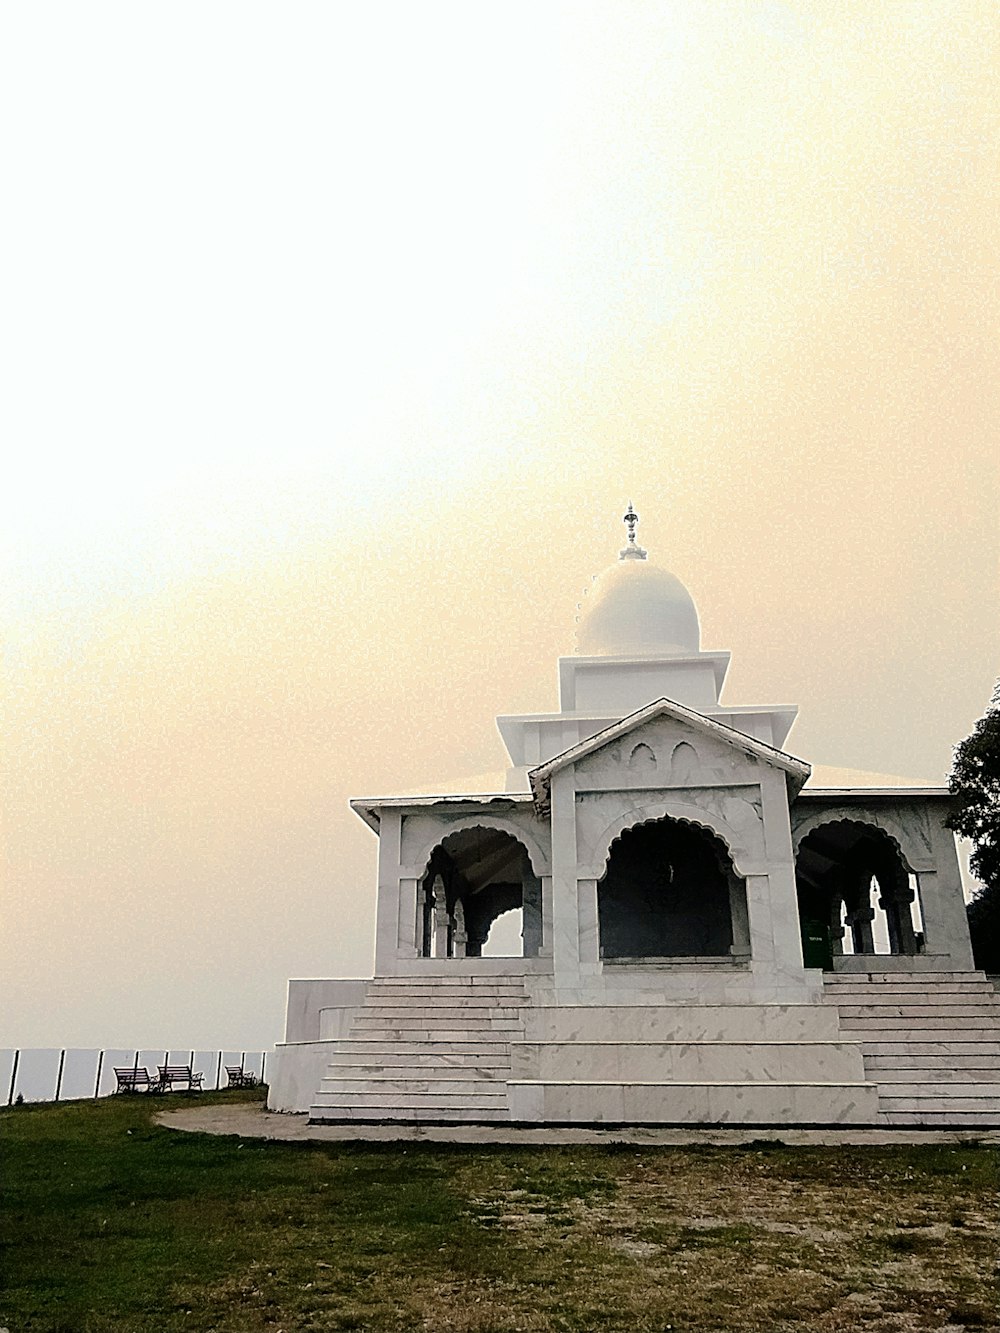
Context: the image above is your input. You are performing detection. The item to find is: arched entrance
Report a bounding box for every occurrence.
[598,816,749,960]
[419,827,542,959]
[795,820,921,967]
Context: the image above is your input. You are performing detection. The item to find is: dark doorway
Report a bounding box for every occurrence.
[598,817,743,959]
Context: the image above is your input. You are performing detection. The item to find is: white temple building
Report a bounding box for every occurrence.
[270,508,1000,1127]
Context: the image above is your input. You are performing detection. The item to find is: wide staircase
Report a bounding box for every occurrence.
[309,977,528,1122]
[823,971,1000,1126]
[507,1001,878,1125]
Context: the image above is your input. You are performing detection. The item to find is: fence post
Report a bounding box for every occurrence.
[94,1050,105,1099]
[54,1049,66,1102]
[215,1051,222,1090]
[7,1050,19,1105]
[261,1051,267,1083]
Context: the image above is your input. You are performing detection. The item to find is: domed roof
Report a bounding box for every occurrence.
[575,505,701,657]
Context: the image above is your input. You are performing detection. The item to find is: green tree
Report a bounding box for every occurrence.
[947,682,1000,973]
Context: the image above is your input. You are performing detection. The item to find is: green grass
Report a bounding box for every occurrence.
[2,1092,999,1331]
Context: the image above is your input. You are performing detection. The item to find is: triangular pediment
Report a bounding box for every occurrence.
[528,697,810,810]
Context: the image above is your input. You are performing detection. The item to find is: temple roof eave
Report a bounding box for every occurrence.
[349,792,536,835]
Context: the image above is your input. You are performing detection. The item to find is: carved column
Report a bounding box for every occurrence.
[432,875,450,959]
[880,879,917,955]
[452,898,468,959]
[847,905,876,954]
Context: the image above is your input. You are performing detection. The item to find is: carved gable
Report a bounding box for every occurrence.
[574,713,760,791]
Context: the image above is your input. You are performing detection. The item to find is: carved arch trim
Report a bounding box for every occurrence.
[407,815,551,878]
[580,798,749,879]
[791,810,924,872]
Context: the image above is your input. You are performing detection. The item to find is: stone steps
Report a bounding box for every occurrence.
[326,1040,512,1059]
[309,977,528,1124]
[354,1006,526,1021]
[512,1039,866,1084]
[508,1079,878,1125]
[869,1060,1000,1081]
[835,1004,1000,1020]
[310,1104,514,1122]
[823,971,1000,1127]
[826,975,997,986]
[524,1004,842,1043]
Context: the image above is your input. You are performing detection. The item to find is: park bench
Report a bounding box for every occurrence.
[156,1064,204,1093]
[225,1065,258,1088]
[114,1066,157,1094]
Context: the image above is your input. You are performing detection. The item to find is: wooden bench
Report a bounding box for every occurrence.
[225,1065,258,1088]
[114,1066,157,1094]
[156,1065,204,1093]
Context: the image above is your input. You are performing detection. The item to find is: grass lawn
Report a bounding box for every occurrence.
[1,1090,998,1332]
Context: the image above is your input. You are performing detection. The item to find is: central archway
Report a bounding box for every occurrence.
[598,816,748,960]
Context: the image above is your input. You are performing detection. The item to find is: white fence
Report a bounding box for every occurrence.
[1,1048,270,1104]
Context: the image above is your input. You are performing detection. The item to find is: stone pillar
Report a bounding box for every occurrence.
[744,873,778,968]
[432,876,450,959]
[729,873,751,957]
[830,899,846,956]
[396,877,419,957]
[756,769,808,977]
[452,898,468,959]
[847,905,875,954]
[539,875,554,959]
[577,877,600,966]
[374,810,403,974]
[522,872,543,959]
[916,870,974,967]
[549,768,581,984]
[880,881,917,955]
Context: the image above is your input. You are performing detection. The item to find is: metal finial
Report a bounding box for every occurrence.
[619,501,647,561]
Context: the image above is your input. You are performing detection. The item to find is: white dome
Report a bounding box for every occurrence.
[576,555,701,657]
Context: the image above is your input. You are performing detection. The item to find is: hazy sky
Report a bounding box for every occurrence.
[3,2,998,1048]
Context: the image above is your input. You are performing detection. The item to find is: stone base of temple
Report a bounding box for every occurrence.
[272,971,1000,1127]
[289,974,874,1126]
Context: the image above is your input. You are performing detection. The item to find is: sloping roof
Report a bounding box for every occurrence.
[527,695,812,809]
[350,792,534,834]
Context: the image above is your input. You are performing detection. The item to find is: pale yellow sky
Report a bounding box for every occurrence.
[3,2,998,1047]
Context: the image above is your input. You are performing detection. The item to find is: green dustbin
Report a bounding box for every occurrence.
[801,918,833,970]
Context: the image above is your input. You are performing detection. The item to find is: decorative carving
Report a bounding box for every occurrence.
[575,786,766,877]
[575,715,763,790]
[669,741,698,783]
[401,810,551,876]
[790,805,933,871]
[628,742,657,773]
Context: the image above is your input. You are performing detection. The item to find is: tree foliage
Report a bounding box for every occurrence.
[947,681,1000,972]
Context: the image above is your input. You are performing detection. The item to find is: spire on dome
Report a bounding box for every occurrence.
[620,501,647,561]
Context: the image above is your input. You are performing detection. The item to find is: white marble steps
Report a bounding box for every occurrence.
[309,977,528,1123]
[509,1001,876,1125]
[522,1003,843,1043]
[823,971,1000,1126]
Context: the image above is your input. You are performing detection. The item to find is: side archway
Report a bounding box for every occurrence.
[418,826,542,959]
[407,814,550,880]
[794,818,920,966]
